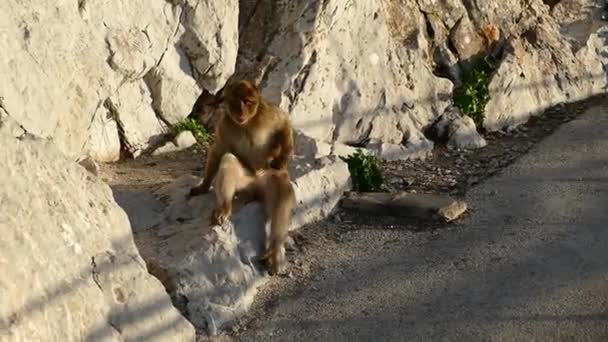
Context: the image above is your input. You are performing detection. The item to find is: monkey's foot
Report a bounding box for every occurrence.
[255,169,266,177]
[210,205,231,226]
[260,245,286,275]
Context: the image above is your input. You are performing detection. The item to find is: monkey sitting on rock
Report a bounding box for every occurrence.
[188,80,296,275]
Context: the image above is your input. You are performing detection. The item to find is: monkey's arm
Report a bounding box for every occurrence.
[189,142,225,196]
[270,120,294,170]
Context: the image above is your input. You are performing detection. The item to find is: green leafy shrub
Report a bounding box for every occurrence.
[340,149,384,192]
[453,56,497,128]
[172,118,212,144]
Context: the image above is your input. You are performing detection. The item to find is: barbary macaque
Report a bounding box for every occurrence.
[188,79,296,274]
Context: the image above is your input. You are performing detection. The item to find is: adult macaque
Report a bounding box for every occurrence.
[188,80,296,274]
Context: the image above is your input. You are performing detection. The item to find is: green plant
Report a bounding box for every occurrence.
[340,149,384,192]
[453,56,497,128]
[172,118,212,144]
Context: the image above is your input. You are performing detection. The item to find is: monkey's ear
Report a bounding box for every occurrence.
[244,79,258,91]
[216,87,226,101]
[249,80,259,92]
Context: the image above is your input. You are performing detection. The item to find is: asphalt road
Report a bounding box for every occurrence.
[236,104,608,341]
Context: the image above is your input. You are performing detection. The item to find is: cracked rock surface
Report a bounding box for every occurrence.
[0,131,194,341]
[0,0,237,161]
[1,1,606,162]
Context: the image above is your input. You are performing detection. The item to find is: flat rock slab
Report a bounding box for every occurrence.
[341,191,468,222]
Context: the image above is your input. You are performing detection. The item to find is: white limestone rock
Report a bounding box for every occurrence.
[430,107,487,150]
[0,105,26,139]
[135,156,350,336]
[86,105,122,163]
[145,37,202,125]
[0,1,240,161]
[107,80,168,158]
[237,0,452,158]
[0,0,179,159]
[483,1,608,131]
[77,157,101,176]
[0,132,194,342]
[152,131,198,156]
[367,138,434,161]
[179,0,239,94]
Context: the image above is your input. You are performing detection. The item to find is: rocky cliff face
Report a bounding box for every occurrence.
[0,133,195,341]
[0,0,237,161]
[1,0,607,339]
[234,0,607,157]
[1,0,605,162]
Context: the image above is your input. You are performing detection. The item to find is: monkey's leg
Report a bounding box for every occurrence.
[189,144,224,197]
[259,171,295,275]
[210,153,255,225]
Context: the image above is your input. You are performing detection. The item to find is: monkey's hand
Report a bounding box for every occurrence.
[210,202,231,226]
[255,169,266,177]
[187,181,210,198]
[270,153,292,171]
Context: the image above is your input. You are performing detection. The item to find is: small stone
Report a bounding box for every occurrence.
[174,130,197,148]
[77,157,99,176]
[285,236,296,251]
[152,131,197,156]
[467,176,480,186]
[437,200,468,222]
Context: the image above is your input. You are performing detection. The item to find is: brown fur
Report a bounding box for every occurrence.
[188,80,296,275]
[210,153,295,275]
[189,80,294,196]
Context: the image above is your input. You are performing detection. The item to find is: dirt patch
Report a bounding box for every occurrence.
[99,143,208,193]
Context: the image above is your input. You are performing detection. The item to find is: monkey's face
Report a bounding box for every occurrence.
[226,81,260,125]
